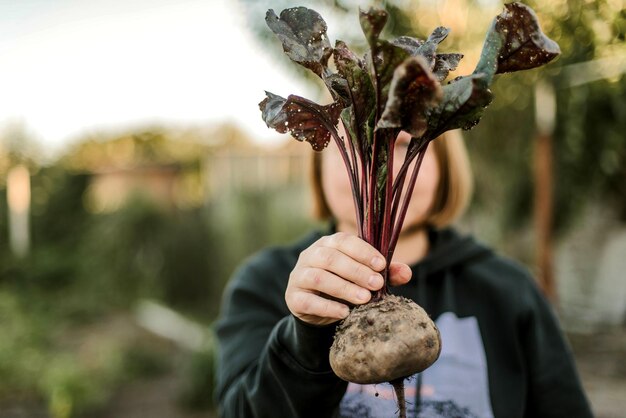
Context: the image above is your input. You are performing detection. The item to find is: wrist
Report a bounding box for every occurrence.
[275,315,339,372]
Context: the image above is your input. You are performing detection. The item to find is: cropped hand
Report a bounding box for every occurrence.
[286,232,412,326]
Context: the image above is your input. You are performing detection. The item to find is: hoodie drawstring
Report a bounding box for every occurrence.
[443,268,457,312]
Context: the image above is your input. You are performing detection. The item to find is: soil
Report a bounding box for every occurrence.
[2,328,623,418]
[94,327,625,418]
[96,328,622,418]
[93,327,622,418]
[92,374,216,418]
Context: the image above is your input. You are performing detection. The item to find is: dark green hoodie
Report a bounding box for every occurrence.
[215,227,592,418]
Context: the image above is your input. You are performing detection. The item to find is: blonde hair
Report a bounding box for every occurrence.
[310,129,473,228]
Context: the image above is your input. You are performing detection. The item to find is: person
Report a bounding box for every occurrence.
[214,129,593,418]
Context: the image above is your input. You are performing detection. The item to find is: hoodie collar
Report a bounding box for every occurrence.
[408,226,493,280]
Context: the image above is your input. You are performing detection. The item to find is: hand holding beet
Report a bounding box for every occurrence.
[286,232,412,326]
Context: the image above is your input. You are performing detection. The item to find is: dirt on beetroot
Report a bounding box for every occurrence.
[329,295,441,384]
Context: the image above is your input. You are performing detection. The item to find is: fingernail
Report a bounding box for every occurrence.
[368,274,383,288]
[371,257,385,270]
[357,289,371,302]
[403,265,413,279]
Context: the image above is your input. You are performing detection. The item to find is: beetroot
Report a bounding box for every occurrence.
[330,295,441,384]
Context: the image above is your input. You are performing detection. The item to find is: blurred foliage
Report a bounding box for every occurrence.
[178,337,217,411]
[239,0,626,244]
[0,290,129,418]
[0,126,315,416]
[60,130,208,171]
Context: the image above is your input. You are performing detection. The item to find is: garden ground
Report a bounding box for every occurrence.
[100,327,626,418]
[570,328,626,418]
[2,327,623,418]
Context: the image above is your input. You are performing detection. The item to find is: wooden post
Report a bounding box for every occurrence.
[7,165,31,258]
[534,81,557,302]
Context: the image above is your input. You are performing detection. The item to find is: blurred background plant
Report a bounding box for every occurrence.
[0,0,624,417]
[0,123,317,417]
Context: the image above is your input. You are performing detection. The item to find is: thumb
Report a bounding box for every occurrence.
[388,262,412,286]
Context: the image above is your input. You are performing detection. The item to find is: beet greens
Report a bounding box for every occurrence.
[260,3,559,299]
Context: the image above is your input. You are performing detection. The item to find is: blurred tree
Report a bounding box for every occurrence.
[0,122,41,170]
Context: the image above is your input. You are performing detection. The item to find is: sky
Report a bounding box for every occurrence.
[0,0,315,154]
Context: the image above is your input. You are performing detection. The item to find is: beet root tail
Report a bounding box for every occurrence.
[391,378,406,418]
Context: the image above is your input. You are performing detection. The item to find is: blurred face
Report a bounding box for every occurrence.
[321,129,440,234]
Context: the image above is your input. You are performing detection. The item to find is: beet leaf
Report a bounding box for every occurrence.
[265,8,332,78]
[259,92,343,151]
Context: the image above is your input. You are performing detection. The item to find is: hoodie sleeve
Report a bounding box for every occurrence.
[214,251,348,418]
[519,279,593,418]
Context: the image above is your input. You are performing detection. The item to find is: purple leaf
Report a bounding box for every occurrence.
[475,2,560,84]
[390,36,424,56]
[378,56,443,138]
[392,32,463,82]
[495,3,560,73]
[416,27,450,68]
[334,40,376,146]
[265,7,333,78]
[425,74,493,138]
[359,7,388,48]
[432,53,463,82]
[424,2,560,139]
[359,8,410,113]
[323,72,351,105]
[259,92,342,151]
